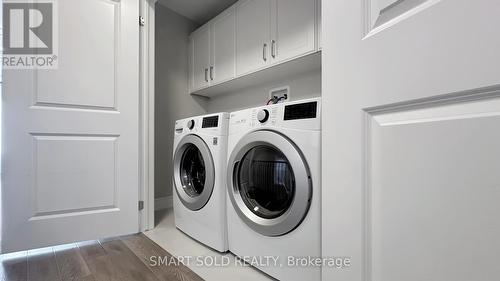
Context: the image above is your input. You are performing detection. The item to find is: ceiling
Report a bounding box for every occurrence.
[157,0,238,25]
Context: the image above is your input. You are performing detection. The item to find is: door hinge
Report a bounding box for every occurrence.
[138,200,144,211]
[139,16,145,27]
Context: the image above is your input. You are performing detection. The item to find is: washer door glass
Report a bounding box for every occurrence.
[179,144,206,197]
[237,145,295,219]
[174,134,215,211]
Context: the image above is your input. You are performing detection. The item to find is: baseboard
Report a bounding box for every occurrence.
[155,195,173,211]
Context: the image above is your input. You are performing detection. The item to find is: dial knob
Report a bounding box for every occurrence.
[257,109,270,123]
[187,120,195,130]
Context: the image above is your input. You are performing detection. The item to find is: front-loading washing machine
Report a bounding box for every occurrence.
[173,112,229,252]
[226,98,321,280]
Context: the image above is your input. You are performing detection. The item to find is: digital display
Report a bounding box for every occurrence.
[284,102,317,120]
[202,116,219,128]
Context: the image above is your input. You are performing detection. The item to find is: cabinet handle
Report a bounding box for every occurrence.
[263,43,267,61]
[271,40,276,58]
[210,66,214,80]
[204,68,208,82]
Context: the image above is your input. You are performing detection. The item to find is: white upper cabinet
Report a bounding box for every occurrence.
[189,7,236,91]
[235,0,272,76]
[189,0,321,95]
[271,0,316,64]
[190,25,211,92]
[211,7,236,84]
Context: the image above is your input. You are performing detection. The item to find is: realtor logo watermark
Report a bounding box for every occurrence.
[3,0,58,69]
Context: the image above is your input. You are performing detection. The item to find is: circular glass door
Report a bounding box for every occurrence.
[174,135,215,211]
[179,144,206,197]
[227,130,312,237]
[237,146,295,219]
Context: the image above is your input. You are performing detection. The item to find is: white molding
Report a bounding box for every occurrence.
[362,0,441,39]
[155,196,173,211]
[139,0,156,232]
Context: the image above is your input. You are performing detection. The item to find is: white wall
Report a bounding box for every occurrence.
[155,4,207,199]
[207,69,321,113]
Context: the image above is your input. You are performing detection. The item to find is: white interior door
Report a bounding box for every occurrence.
[2,0,139,253]
[235,0,271,76]
[323,0,500,280]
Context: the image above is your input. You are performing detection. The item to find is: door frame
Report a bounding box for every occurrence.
[139,0,157,231]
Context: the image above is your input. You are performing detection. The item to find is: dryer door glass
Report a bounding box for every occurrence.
[179,144,206,197]
[227,130,311,236]
[237,145,295,219]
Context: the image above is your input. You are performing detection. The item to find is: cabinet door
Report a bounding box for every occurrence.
[211,7,236,85]
[191,25,210,91]
[271,0,316,63]
[236,0,272,76]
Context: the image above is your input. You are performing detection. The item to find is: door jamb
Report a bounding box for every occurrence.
[139,0,157,231]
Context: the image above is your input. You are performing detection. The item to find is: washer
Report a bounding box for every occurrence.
[173,113,229,252]
[226,98,321,280]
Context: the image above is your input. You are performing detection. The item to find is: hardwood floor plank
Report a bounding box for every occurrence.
[121,234,204,281]
[1,234,203,281]
[75,275,96,281]
[77,241,107,261]
[54,244,92,281]
[0,251,28,281]
[78,240,120,281]
[27,247,61,281]
[99,239,161,281]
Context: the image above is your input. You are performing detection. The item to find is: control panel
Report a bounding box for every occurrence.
[187,119,195,130]
[176,113,229,136]
[284,101,317,120]
[229,99,320,132]
[202,115,219,128]
[257,109,269,123]
[251,106,278,126]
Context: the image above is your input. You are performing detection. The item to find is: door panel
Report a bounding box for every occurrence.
[272,0,316,63]
[33,134,117,215]
[191,26,210,91]
[368,97,500,281]
[35,1,117,109]
[235,0,271,76]
[378,0,400,10]
[323,0,500,280]
[364,0,440,37]
[211,7,236,85]
[2,0,139,253]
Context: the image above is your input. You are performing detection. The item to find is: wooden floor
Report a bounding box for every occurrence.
[0,234,204,281]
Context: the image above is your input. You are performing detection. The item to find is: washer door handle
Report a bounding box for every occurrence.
[231,161,240,191]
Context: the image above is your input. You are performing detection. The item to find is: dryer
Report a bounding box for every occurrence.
[226,98,321,280]
[173,113,229,252]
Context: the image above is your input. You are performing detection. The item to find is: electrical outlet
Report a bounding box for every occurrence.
[269,86,290,103]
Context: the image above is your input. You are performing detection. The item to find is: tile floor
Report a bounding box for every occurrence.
[144,209,274,281]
